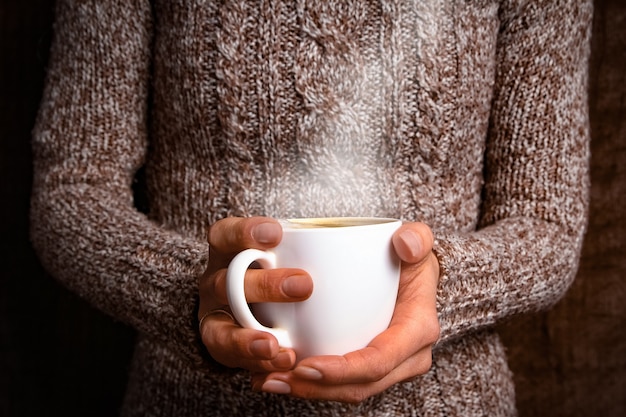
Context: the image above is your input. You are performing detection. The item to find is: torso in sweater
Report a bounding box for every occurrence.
[146,0,499,239]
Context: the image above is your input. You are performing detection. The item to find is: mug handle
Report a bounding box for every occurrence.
[226,249,292,348]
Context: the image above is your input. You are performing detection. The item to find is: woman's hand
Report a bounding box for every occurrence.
[250,222,441,403]
[198,217,314,372]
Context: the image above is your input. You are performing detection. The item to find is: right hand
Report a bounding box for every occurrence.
[198,217,314,372]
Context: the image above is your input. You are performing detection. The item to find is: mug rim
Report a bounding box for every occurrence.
[279,217,401,231]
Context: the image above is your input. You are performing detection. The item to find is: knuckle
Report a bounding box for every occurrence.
[203,320,225,347]
[424,316,441,345]
[201,325,251,370]
[416,353,433,375]
[238,220,255,244]
[368,361,391,382]
[342,388,371,404]
[206,223,217,245]
[207,219,228,246]
[243,270,274,303]
[257,270,278,300]
[208,270,229,305]
[202,329,227,363]
[229,331,249,354]
[208,217,254,251]
[353,348,391,382]
[251,269,297,302]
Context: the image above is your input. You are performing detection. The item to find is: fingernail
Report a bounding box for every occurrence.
[250,339,272,358]
[261,379,291,395]
[281,275,311,298]
[399,230,421,259]
[252,222,282,244]
[294,365,323,381]
[270,351,295,369]
[251,379,263,392]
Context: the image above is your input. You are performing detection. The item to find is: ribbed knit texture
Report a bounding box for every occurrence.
[30,0,592,415]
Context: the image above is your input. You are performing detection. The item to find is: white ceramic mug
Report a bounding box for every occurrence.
[226,217,402,359]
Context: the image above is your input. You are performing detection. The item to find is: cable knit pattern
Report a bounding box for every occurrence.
[30,0,592,415]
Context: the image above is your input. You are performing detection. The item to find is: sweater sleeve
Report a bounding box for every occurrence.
[30,0,210,367]
[434,0,593,345]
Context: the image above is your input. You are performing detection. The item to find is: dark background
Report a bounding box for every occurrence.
[1,1,624,416]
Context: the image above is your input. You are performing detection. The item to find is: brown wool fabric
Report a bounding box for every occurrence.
[30,0,592,416]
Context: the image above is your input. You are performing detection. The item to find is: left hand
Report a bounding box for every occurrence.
[250,221,441,403]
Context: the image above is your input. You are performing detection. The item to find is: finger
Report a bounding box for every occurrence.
[291,323,430,386]
[208,217,283,254]
[392,222,434,264]
[200,268,313,305]
[200,314,278,361]
[254,347,433,403]
[200,315,297,372]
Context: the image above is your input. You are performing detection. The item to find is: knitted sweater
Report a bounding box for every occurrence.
[30,0,592,416]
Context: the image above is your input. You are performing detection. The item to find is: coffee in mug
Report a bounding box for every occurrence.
[226,217,402,359]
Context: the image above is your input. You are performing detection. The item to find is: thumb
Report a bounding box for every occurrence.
[392,222,434,264]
